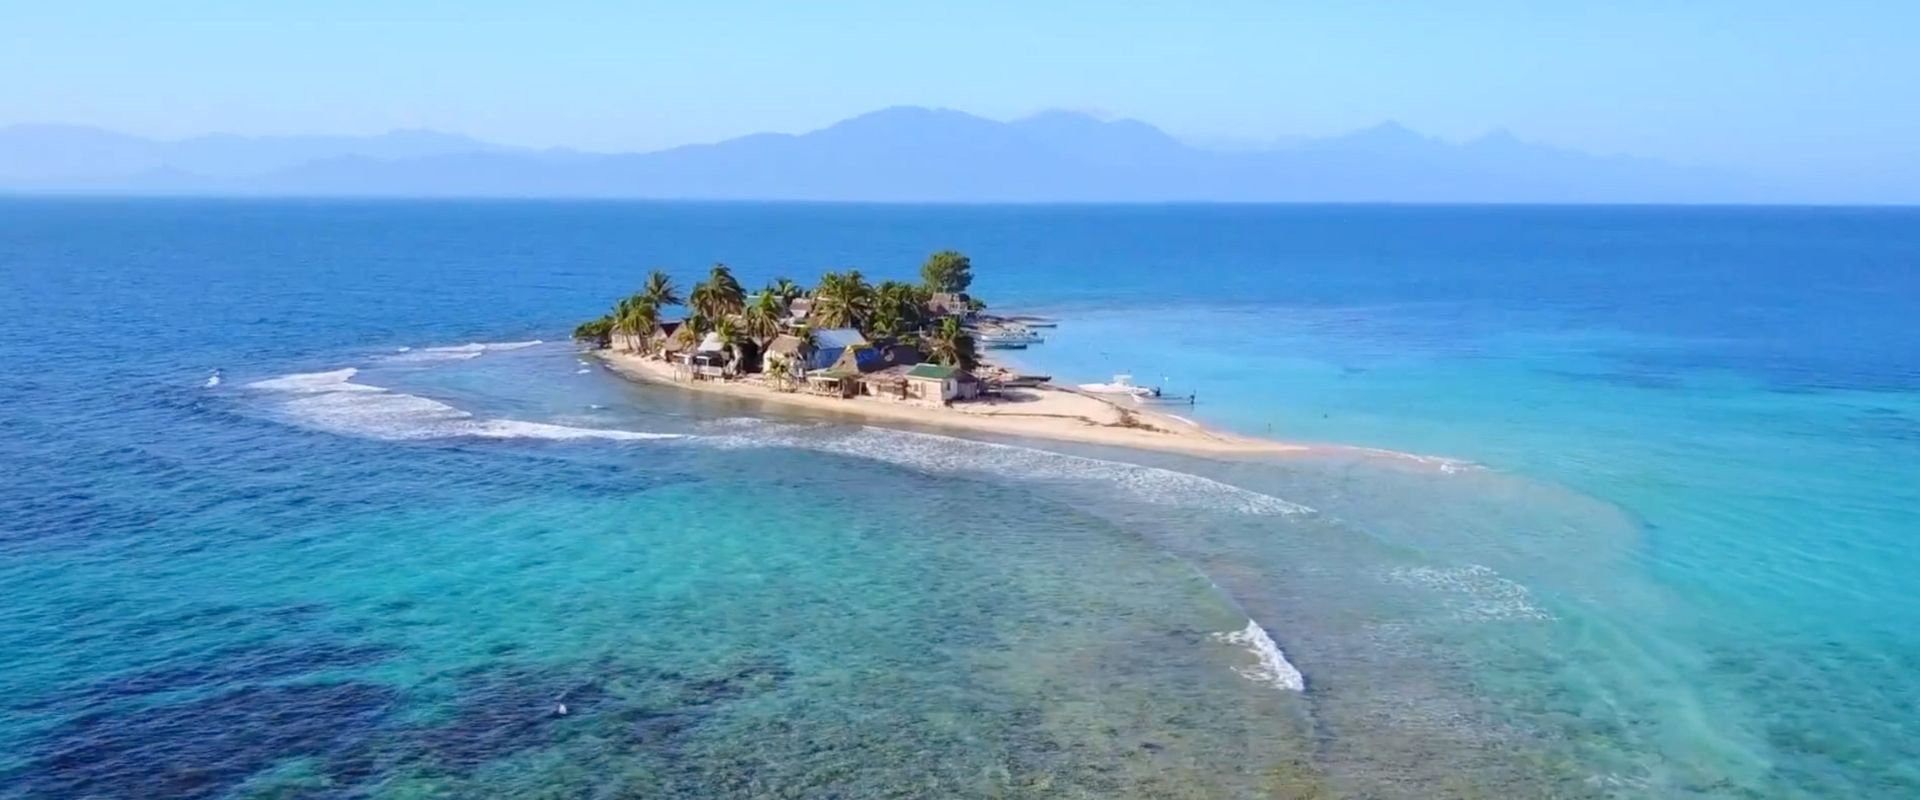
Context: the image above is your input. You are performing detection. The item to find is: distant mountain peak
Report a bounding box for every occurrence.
[828,105,984,127]
[0,107,1773,202]
[1342,120,1430,143]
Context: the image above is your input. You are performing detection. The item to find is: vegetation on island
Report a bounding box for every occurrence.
[574,251,981,372]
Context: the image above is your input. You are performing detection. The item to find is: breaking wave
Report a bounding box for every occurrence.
[697,417,1313,516]
[1344,445,1480,474]
[245,369,678,443]
[1213,619,1306,692]
[244,369,1309,515]
[379,340,546,364]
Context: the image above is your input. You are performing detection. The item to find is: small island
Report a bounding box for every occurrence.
[574,251,1304,456]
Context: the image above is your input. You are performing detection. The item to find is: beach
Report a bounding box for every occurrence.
[596,349,1308,457]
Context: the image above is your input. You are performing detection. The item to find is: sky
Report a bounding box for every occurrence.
[3,1,1917,181]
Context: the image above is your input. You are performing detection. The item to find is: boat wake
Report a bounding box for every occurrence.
[246,368,678,442]
[1213,619,1306,692]
[699,417,1315,517]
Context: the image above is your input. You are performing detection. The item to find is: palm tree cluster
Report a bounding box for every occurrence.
[574,252,980,371]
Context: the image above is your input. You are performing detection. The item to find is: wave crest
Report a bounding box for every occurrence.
[246,369,677,443]
[1213,619,1305,692]
[379,340,546,364]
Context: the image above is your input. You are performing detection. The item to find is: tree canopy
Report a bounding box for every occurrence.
[640,270,682,308]
[924,318,978,370]
[919,250,973,294]
[582,255,990,377]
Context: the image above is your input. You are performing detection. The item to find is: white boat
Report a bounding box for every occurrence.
[1078,374,1155,397]
[975,327,1043,345]
[1079,374,1194,405]
[1130,388,1195,406]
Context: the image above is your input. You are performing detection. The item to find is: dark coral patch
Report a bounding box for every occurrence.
[13,681,398,800]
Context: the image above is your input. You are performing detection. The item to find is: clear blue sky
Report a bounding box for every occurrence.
[4,1,1916,179]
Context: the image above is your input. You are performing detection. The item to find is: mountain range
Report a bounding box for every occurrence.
[0,107,1772,203]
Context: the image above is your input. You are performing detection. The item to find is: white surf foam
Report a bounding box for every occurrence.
[247,369,678,443]
[698,418,1313,516]
[1213,619,1305,692]
[467,419,676,441]
[1386,564,1555,622]
[379,340,547,364]
[246,368,383,393]
[1346,445,1480,474]
[204,371,221,388]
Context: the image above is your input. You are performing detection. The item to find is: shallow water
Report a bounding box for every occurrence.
[2,200,1917,798]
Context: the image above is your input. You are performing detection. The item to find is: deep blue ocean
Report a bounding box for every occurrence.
[2,199,1916,799]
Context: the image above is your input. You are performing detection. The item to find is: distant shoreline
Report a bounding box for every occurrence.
[595,349,1309,458]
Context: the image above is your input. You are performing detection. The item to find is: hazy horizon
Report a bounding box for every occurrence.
[0,110,1617,159]
[8,3,1920,177]
[8,2,1920,202]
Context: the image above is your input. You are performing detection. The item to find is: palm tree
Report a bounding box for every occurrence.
[640,270,682,308]
[615,299,659,354]
[687,280,723,323]
[608,297,635,351]
[674,314,706,353]
[767,277,803,303]
[743,291,782,349]
[707,264,746,317]
[812,270,874,330]
[867,302,904,339]
[712,317,744,371]
[925,317,978,369]
[874,280,926,335]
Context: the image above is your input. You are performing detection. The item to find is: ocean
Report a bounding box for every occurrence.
[1,199,1916,798]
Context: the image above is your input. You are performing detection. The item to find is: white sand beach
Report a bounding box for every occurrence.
[598,350,1308,457]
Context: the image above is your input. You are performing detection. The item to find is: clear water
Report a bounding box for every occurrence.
[2,199,1916,798]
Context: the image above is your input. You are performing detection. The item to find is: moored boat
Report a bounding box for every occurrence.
[975,327,1044,345]
[1079,373,1194,405]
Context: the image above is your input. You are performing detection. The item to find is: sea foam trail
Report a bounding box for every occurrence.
[1214,620,1306,692]
[379,339,546,364]
[245,369,678,443]
[698,418,1313,516]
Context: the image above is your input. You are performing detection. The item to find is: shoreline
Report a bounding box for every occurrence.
[595,350,1310,458]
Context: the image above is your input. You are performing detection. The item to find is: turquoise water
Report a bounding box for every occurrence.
[2,200,1917,798]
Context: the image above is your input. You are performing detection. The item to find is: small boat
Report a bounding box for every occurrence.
[982,341,1028,350]
[976,328,1044,346]
[1078,373,1154,397]
[1130,388,1195,406]
[1080,373,1194,405]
